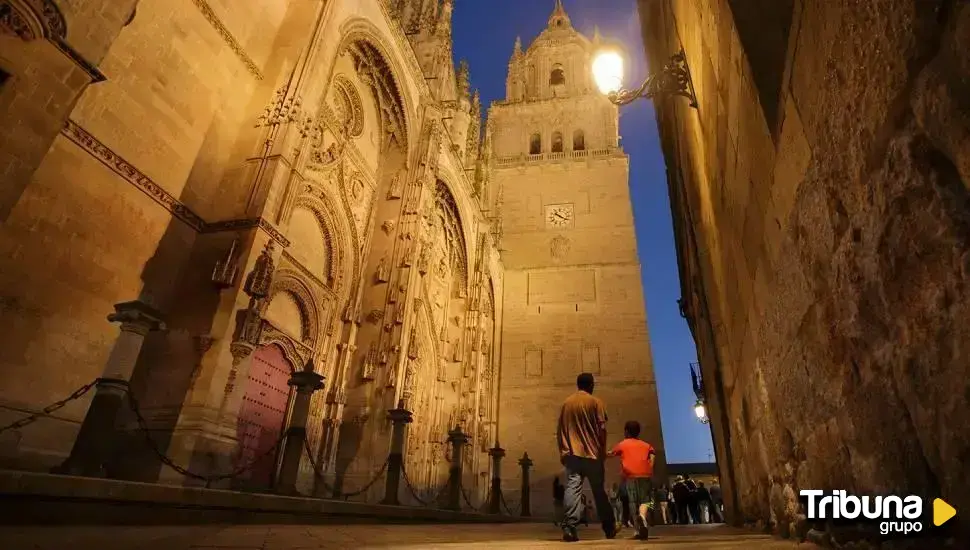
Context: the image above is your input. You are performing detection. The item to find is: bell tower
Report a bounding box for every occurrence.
[489,1,666,512]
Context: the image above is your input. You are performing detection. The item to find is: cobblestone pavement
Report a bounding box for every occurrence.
[0,522,818,549]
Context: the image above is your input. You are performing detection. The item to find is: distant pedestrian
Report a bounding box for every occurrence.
[696,482,712,524]
[672,475,691,524]
[556,373,618,542]
[656,484,670,525]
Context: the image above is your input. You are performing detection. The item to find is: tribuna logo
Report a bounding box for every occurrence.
[800,490,924,535]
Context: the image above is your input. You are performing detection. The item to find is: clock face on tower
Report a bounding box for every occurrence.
[545,203,574,228]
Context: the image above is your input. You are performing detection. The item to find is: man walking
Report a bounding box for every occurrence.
[607,420,657,540]
[556,373,617,542]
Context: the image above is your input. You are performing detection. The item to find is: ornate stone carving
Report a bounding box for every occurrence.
[381,219,396,235]
[361,344,378,381]
[1,0,37,40]
[331,75,364,137]
[191,0,262,79]
[417,242,431,275]
[394,303,405,324]
[375,255,390,283]
[244,241,276,299]
[407,329,420,359]
[387,168,405,199]
[366,309,385,325]
[61,120,206,231]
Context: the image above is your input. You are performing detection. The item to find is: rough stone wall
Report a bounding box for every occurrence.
[640,0,970,541]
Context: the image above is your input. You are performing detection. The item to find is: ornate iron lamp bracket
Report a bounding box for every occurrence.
[607,48,698,109]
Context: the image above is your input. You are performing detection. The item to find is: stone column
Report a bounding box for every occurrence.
[59,300,164,477]
[487,442,505,514]
[276,361,325,494]
[381,399,413,505]
[445,425,469,511]
[518,452,533,517]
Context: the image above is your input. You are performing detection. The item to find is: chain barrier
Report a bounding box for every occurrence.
[500,490,521,516]
[125,385,288,486]
[301,439,388,499]
[5,378,526,516]
[0,379,99,434]
[399,462,449,507]
[458,480,489,512]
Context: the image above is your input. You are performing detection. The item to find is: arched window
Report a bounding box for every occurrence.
[550,67,565,86]
[552,131,564,153]
[529,133,542,155]
[572,129,585,151]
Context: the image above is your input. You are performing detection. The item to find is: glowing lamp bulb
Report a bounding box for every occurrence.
[592,50,624,95]
[694,402,707,420]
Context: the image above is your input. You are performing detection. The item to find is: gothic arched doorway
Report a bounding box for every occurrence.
[235,344,292,490]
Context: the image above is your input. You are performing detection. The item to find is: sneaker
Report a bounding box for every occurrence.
[634,515,649,540]
[562,526,579,542]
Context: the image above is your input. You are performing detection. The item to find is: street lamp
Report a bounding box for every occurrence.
[694,399,709,424]
[592,45,698,108]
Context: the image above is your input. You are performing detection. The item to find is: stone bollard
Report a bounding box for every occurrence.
[276,358,325,494]
[445,425,469,511]
[487,442,505,514]
[58,301,164,477]
[518,451,533,517]
[381,400,413,505]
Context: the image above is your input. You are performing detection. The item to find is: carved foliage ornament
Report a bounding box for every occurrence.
[344,40,408,146]
[331,75,365,138]
[0,0,65,41]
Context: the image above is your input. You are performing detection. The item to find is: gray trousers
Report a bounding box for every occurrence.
[562,455,615,530]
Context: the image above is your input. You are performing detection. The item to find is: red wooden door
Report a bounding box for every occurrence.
[235,344,292,489]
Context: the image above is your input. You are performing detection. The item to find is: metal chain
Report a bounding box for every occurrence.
[458,480,487,512]
[0,379,99,434]
[125,388,288,485]
[301,440,387,499]
[500,490,520,516]
[399,462,448,507]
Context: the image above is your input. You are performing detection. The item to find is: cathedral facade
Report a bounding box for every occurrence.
[0,0,662,507]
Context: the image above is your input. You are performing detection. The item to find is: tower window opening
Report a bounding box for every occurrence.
[573,129,585,151]
[550,67,565,86]
[529,133,542,155]
[552,131,564,153]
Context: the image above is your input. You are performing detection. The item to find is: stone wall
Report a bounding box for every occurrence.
[0,0,296,470]
[639,0,970,541]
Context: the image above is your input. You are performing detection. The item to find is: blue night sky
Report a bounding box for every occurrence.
[451,0,714,464]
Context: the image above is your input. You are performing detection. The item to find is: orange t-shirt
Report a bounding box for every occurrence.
[611,438,655,478]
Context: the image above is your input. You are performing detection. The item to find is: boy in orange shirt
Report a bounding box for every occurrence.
[608,420,657,540]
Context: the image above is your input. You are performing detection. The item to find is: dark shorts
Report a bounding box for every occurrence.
[624,477,654,509]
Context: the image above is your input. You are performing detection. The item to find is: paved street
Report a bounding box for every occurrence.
[0,522,817,549]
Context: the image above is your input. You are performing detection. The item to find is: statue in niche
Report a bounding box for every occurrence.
[387,169,405,199]
[394,303,405,324]
[407,329,420,360]
[452,339,463,362]
[436,256,448,279]
[478,398,486,418]
[385,364,396,389]
[417,243,431,275]
[361,344,378,381]
[375,255,390,283]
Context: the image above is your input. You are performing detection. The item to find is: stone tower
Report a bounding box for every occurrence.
[487,1,666,512]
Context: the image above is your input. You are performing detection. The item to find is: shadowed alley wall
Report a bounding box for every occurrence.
[639,0,969,542]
